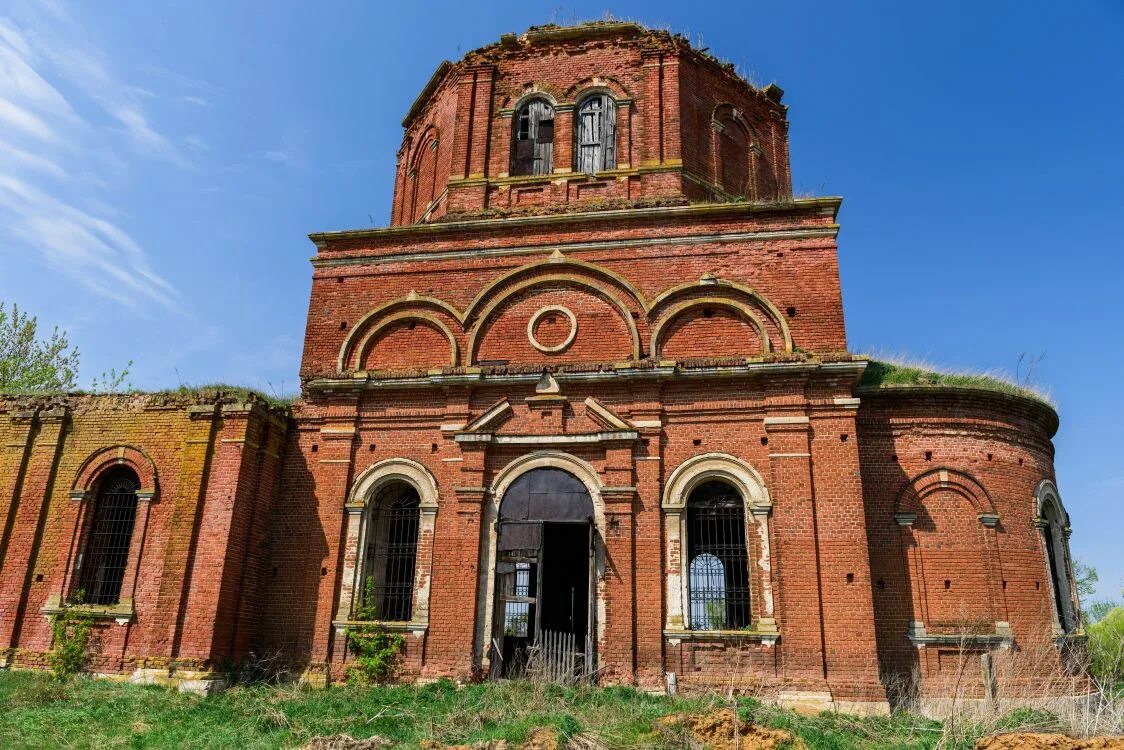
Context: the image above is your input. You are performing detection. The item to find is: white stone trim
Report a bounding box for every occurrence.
[527,305,578,353]
[337,458,440,627]
[661,453,771,631]
[475,451,607,671]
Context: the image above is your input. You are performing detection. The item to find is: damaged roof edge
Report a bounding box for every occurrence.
[402,60,452,128]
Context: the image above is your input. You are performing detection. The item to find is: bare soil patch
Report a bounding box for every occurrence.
[659,708,805,750]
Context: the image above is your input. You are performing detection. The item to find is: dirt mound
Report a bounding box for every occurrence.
[418,729,558,750]
[975,734,1124,750]
[660,709,804,750]
[299,735,392,750]
[522,728,560,750]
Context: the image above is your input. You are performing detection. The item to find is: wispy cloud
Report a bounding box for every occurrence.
[262,150,292,163]
[0,2,204,309]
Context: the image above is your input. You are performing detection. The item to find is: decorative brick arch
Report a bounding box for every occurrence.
[407,126,441,223]
[894,467,997,520]
[476,451,608,671]
[338,293,465,371]
[650,297,772,358]
[563,75,633,102]
[506,88,561,111]
[353,313,460,371]
[335,458,440,631]
[661,453,776,634]
[464,254,650,321]
[347,458,440,510]
[711,103,759,140]
[71,445,158,500]
[464,255,646,363]
[649,277,793,352]
[894,468,1011,644]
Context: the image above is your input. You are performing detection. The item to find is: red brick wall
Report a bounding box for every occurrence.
[304,200,847,378]
[857,388,1069,697]
[389,23,791,225]
[0,395,286,678]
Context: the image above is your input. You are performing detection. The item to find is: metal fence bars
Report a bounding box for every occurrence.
[362,482,421,622]
[686,480,751,630]
[77,468,140,605]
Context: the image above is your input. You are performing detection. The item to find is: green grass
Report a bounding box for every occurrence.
[0,384,296,409]
[858,357,1053,406]
[0,671,1029,750]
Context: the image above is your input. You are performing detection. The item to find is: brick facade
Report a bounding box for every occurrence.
[0,22,1081,713]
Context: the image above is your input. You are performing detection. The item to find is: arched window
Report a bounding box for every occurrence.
[1039,487,1077,633]
[77,467,139,605]
[512,99,555,176]
[686,480,750,630]
[361,481,421,621]
[575,94,616,174]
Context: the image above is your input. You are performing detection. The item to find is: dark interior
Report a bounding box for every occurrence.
[539,522,590,638]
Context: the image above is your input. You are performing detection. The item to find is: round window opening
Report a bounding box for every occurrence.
[527,305,578,353]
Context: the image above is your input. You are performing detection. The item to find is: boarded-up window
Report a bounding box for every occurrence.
[575,94,616,174]
[512,99,555,176]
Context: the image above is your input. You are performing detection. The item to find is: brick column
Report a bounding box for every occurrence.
[601,484,637,684]
[615,99,633,169]
[0,407,36,666]
[424,436,486,679]
[763,414,827,685]
[553,104,574,174]
[150,404,219,658]
[0,406,67,656]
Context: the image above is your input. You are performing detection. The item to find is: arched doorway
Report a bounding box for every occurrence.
[491,467,595,681]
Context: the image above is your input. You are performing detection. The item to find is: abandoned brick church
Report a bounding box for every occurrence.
[0,23,1083,713]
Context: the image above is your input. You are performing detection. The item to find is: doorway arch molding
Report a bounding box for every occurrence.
[476,450,608,672]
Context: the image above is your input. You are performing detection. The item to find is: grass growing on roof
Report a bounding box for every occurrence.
[858,355,1053,406]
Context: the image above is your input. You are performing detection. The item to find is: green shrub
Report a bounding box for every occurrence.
[46,606,94,681]
[342,579,404,684]
[1087,606,1124,691]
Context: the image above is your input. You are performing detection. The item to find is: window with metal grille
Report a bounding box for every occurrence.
[77,468,139,605]
[512,98,555,176]
[686,480,750,630]
[575,94,616,174]
[361,482,420,622]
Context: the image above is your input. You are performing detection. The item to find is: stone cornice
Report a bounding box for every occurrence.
[305,359,866,394]
[856,384,1059,437]
[309,197,842,249]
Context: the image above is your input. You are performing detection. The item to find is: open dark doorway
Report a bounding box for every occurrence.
[540,523,590,638]
[491,468,596,682]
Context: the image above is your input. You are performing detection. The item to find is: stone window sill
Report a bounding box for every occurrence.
[332,620,428,636]
[663,628,779,646]
[41,599,134,624]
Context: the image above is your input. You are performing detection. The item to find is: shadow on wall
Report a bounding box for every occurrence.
[856,410,922,705]
[257,436,329,668]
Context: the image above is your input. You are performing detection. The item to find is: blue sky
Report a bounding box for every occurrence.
[0,1,1121,600]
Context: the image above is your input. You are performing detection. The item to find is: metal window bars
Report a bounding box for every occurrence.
[686,480,751,630]
[362,483,420,622]
[77,469,140,605]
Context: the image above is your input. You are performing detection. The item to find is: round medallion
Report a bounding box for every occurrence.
[527,305,578,353]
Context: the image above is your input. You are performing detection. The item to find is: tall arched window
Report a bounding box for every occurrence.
[512,99,555,176]
[1039,486,1077,633]
[77,467,139,605]
[362,482,421,621]
[686,480,750,630]
[575,94,616,174]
